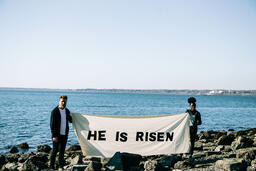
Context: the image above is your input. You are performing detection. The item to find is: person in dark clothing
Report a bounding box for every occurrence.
[186,97,202,157]
[50,95,72,170]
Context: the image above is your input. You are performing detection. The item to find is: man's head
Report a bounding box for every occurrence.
[188,97,196,111]
[59,95,68,109]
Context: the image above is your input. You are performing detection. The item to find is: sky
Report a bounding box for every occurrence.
[0,0,256,90]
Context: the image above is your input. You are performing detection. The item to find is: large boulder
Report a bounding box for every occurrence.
[0,155,6,165]
[156,155,181,170]
[18,153,30,163]
[70,154,83,165]
[217,134,235,145]
[5,154,19,163]
[174,160,194,169]
[36,145,51,153]
[2,162,18,171]
[105,152,142,171]
[66,144,81,152]
[18,142,29,150]
[215,158,247,171]
[22,155,48,171]
[233,128,256,137]
[231,136,254,150]
[199,130,227,141]
[236,147,256,166]
[10,146,19,153]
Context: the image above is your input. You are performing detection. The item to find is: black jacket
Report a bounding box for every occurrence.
[50,106,72,138]
[186,109,202,127]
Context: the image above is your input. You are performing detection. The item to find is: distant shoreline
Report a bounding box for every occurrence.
[0,87,256,96]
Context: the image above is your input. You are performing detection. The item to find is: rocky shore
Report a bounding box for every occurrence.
[1,128,256,171]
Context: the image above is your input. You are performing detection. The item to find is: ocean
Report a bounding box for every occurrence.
[0,89,256,154]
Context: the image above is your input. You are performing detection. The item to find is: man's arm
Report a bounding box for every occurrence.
[66,109,72,123]
[196,112,202,125]
[50,110,58,137]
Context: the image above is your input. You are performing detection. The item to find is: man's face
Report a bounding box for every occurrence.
[190,103,195,111]
[59,98,67,109]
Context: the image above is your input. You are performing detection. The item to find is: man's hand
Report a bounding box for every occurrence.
[52,137,58,142]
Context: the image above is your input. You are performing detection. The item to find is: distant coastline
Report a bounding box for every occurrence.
[0,87,256,96]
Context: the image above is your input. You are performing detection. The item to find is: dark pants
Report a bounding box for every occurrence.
[189,126,197,156]
[50,135,67,168]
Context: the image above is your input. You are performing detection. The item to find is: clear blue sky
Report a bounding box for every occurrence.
[0,0,256,89]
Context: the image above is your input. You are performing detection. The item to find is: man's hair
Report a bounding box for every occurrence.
[59,95,68,100]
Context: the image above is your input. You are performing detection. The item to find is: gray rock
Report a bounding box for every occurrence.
[174,160,194,169]
[18,153,30,163]
[215,145,225,152]
[233,128,256,137]
[70,154,83,165]
[236,147,256,166]
[5,154,19,163]
[247,166,256,171]
[85,161,102,171]
[217,134,235,145]
[224,145,233,152]
[156,155,181,170]
[144,160,157,171]
[36,145,51,153]
[22,155,48,171]
[252,159,256,166]
[0,155,6,165]
[18,142,29,150]
[215,158,247,171]
[10,146,19,153]
[4,162,18,171]
[231,136,254,150]
[66,145,81,152]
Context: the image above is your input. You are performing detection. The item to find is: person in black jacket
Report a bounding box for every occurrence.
[186,97,202,157]
[50,95,72,170]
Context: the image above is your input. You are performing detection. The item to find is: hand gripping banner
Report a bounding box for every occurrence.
[72,113,190,158]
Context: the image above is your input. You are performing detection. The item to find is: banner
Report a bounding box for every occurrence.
[72,113,190,158]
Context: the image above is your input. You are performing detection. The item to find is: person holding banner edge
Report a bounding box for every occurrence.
[186,97,202,157]
[50,95,72,170]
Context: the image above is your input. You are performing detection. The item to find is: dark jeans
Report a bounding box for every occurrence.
[50,135,67,168]
[189,126,198,156]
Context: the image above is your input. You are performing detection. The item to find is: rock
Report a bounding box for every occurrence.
[105,152,142,171]
[10,146,19,153]
[85,161,102,171]
[174,160,194,169]
[144,160,157,171]
[156,155,181,170]
[215,158,247,171]
[215,145,225,152]
[70,154,83,165]
[217,134,235,145]
[66,145,81,152]
[5,154,19,163]
[3,162,18,171]
[228,129,235,132]
[231,136,254,150]
[36,145,51,153]
[199,130,227,141]
[252,159,256,166]
[22,155,48,171]
[236,147,256,166]
[224,145,232,152]
[0,155,6,165]
[18,142,29,150]
[232,128,256,137]
[18,153,30,163]
[247,166,256,171]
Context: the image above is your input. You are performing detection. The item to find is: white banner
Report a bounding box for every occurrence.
[72,113,190,158]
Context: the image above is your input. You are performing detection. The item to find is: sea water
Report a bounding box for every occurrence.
[0,89,256,154]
